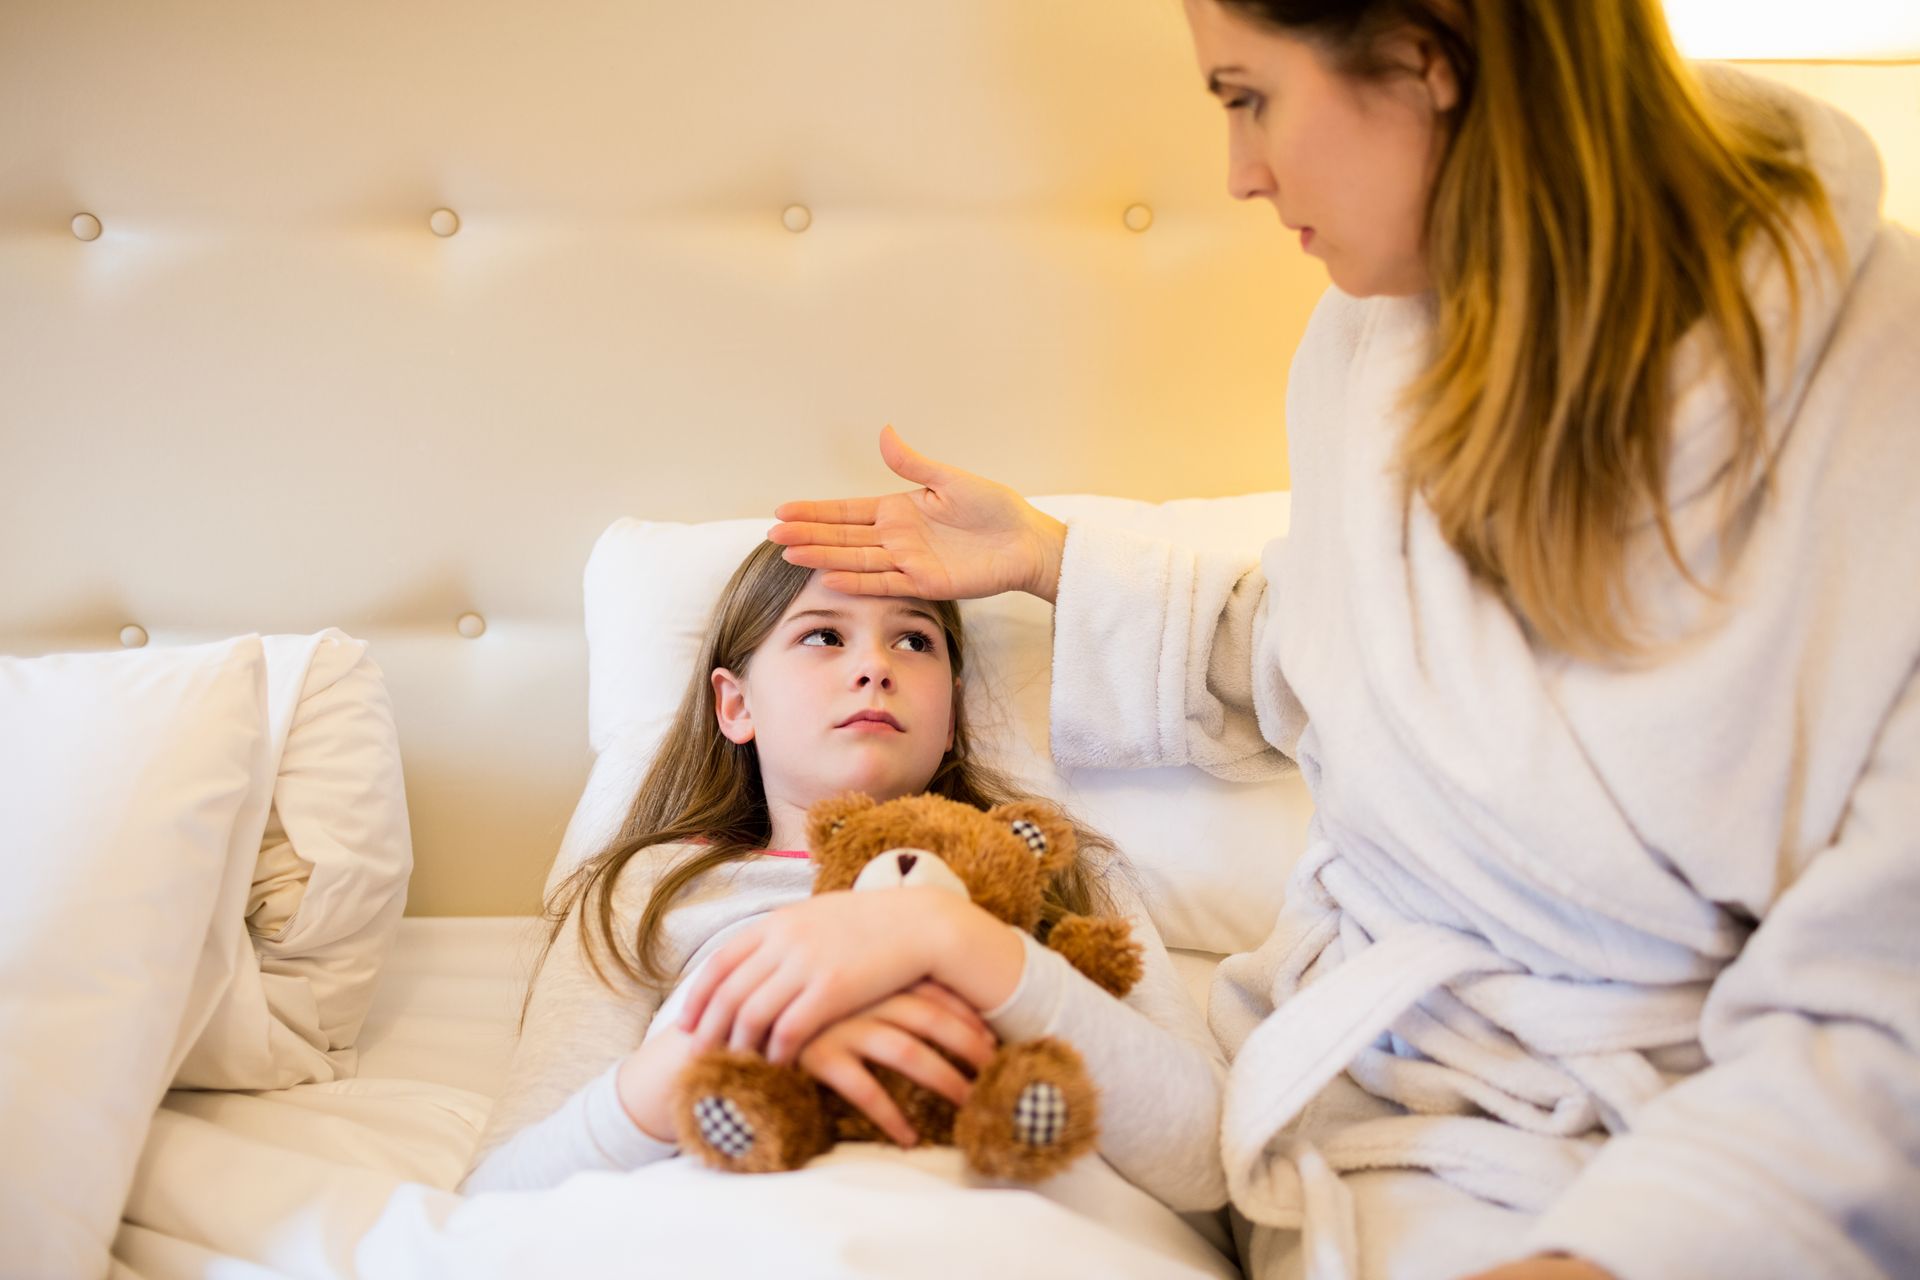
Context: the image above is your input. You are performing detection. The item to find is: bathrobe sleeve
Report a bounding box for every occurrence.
[1047,522,1299,781]
[1527,660,1920,1280]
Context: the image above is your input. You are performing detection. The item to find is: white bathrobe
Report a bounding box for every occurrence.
[1048,71,1920,1280]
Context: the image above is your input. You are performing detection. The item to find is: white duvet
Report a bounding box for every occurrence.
[115,1080,1238,1280]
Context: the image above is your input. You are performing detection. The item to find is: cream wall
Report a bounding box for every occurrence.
[2,3,1913,916]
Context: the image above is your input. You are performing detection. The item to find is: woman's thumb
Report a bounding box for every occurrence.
[879,425,948,487]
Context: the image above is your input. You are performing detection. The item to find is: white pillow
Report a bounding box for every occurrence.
[0,636,274,1280]
[573,496,1312,954]
[173,629,412,1089]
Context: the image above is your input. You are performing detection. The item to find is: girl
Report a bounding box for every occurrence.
[462,540,1228,1217]
[759,3,1920,1279]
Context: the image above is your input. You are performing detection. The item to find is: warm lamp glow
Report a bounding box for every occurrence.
[1663,1,1920,61]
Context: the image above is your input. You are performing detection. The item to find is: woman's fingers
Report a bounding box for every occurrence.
[803,1047,916,1147]
[778,544,899,574]
[879,425,952,488]
[817,570,922,598]
[767,520,885,549]
[676,930,762,1032]
[770,496,882,526]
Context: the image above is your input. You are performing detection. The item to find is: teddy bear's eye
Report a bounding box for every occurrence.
[829,819,847,835]
[1010,818,1047,856]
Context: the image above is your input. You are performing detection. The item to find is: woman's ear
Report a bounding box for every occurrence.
[711,667,754,744]
[1421,37,1459,114]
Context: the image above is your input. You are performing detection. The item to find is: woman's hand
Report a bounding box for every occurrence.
[797,981,999,1147]
[770,425,1069,603]
[676,887,1027,1064]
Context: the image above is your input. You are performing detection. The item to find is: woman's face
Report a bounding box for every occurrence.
[1183,0,1456,297]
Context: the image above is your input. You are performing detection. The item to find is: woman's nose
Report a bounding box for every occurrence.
[1227,135,1275,203]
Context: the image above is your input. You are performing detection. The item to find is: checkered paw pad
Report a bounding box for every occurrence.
[1010,818,1048,857]
[1012,1081,1068,1147]
[693,1095,756,1159]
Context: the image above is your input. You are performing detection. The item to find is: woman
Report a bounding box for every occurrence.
[762,1,1920,1278]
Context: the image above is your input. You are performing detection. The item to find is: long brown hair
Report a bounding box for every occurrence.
[529,541,1119,1017]
[1222,0,1840,657]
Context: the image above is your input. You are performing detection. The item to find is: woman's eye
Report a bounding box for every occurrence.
[1227,94,1263,120]
[800,628,842,647]
[894,632,936,654]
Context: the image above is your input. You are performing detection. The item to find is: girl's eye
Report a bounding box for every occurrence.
[1227,94,1264,120]
[894,631,936,654]
[800,628,843,647]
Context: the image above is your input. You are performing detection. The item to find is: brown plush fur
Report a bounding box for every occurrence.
[673,792,1141,1181]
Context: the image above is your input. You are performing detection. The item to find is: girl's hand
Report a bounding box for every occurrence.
[798,981,998,1148]
[615,1024,707,1144]
[677,887,1026,1064]
[770,425,1070,604]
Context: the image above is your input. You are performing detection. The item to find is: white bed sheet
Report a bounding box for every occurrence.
[114,917,1243,1280]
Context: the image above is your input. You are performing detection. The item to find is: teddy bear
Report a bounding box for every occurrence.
[672,791,1143,1181]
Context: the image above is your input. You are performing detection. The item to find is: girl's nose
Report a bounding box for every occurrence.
[853,646,894,689]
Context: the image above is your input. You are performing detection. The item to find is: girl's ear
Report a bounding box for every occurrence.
[711,667,754,744]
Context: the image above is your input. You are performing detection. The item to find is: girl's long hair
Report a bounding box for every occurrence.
[1223,0,1840,658]
[526,541,1118,1018]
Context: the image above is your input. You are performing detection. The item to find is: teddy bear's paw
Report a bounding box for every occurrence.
[1046,915,1144,997]
[673,1051,832,1173]
[689,1094,759,1160]
[954,1037,1098,1181]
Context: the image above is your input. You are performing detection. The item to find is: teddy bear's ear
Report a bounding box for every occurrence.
[806,792,876,850]
[986,799,1078,875]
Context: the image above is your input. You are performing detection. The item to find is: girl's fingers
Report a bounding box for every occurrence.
[766,978,865,1066]
[804,1048,916,1147]
[676,931,761,1032]
[875,994,995,1072]
[690,949,780,1047]
[728,964,806,1055]
[854,1024,974,1109]
[770,497,882,527]
[907,980,984,1026]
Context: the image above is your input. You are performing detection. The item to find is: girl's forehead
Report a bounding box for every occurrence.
[781,577,941,627]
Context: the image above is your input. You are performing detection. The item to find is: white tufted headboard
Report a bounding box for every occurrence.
[3,3,1914,914]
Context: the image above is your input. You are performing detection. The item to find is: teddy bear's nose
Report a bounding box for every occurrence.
[896,853,918,876]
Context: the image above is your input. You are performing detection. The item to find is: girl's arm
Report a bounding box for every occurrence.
[461,904,677,1193]
[977,882,1228,1212]
[677,883,1229,1211]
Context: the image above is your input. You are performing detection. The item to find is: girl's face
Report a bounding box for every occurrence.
[1183,0,1456,297]
[712,573,958,821]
